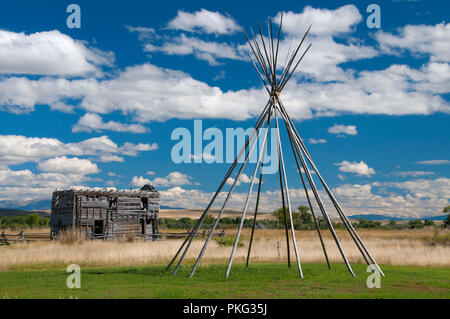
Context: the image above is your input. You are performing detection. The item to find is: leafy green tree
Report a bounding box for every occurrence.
[38,217,50,226]
[25,213,39,227]
[297,205,313,225]
[444,206,450,228]
[272,205,314,228]
[272,207,299,225]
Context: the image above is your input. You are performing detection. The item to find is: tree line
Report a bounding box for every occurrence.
[159,205,449,231]
[0,214,50,229]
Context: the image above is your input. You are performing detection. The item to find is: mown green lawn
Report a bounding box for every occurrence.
[0,263,448,299]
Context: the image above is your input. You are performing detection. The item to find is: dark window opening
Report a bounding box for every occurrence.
[141,219,145,235]
[141,197,148,211]
[109,198,117,209]
[94,220,104,235]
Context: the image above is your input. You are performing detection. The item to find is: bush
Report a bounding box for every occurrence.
[332,223,345,230]
[203,215,216,226]
[214,236,244,247]
[357,219,382,229]
[408,220,424,229]
[424,219,435,227]
[423,230,450,247]
[384,220,407,230]
[159,217,196,229]
[219,217,235,225]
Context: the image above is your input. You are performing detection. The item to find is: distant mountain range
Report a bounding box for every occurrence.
[348,214,447,221]
[0,208,50,217]
[0,200,447,221]
[160,205,185,210]
[0,200,182,211]
[0,199,51,211]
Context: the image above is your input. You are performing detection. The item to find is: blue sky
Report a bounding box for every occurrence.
[0,0,448,217]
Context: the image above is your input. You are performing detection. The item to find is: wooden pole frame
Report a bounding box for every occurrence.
[167,17,383,278]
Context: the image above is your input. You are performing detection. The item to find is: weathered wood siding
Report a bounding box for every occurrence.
[50,188,160,240]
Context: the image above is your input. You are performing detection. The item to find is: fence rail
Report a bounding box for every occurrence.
[89,229,225,241]
[0,230,53,245]
[0,228,225,245]
[155,229,225,240]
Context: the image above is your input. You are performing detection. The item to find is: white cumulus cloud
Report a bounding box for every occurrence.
[144,34,246,66]
[308,138,327,144]
[376,22,450,62]
[0,29,114,76]
[166,9,240,35]
[0,134,157,165]
[226,173,259,186]
[335,160,375,176]
[132,171,195,188]
[38,156,99,175]
[275,5,362,36]
[328,124,357,135]
[72,113,149,133]
[415,159,450,165]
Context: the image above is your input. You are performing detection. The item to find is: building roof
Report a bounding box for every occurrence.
[53,186,159,198]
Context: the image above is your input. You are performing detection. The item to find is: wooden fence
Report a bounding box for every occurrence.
[0,230,52,245]
[0,228,224,245]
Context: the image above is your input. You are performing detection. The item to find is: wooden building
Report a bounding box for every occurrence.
[50,185,159,240]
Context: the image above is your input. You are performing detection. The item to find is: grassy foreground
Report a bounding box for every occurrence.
[0,263,449,299]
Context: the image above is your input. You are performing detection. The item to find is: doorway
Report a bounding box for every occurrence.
[94,220,104,235]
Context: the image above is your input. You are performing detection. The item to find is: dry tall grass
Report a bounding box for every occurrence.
[56,230,85,245]
[1,229,449,271]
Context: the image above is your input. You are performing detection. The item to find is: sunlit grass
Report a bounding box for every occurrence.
[1,229,449,271]
[0,263,448,299]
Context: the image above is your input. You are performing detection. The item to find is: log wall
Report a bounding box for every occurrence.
[50,188,160,240]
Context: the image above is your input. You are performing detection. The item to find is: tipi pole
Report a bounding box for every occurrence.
[269,19,276,77]
[256,24,274,77]
[247,52,270,94]
[278,140,291,267]
[266,23,274,74]
[248,27,272,80]
[278,104,367,258]
[277,25,311,88]
[279,43,312,92]
[276,102,355,277]
[245,157,264,267]
[273,13,283,82]
[167,103,270,272]
[246,115,270,267]
[283,110,377,273]
[243,28,271,87]
[286,132,331,270]
[226,107,273,277]
[278,102,383,276]
[189,106,274,277]
[274,105,303,278]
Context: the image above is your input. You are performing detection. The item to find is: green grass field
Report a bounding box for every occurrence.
[0,263,448,299]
